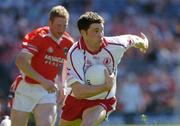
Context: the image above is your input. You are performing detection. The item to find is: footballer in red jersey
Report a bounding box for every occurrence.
[11,5,74,126]
[22,26,73,84]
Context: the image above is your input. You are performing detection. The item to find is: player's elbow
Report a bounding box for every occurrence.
[15,53,24,68]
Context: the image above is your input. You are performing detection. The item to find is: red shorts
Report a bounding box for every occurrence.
[61,95,116,121]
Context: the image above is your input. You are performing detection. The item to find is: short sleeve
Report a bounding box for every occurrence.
[21,31,42,55]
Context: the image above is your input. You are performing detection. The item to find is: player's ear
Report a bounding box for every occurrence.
[48,19,53,27]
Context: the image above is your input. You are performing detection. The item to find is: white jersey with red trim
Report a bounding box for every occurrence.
[66,35,142,99]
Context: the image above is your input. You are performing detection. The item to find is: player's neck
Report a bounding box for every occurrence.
[85,39,100,52]
[49,31,61,43]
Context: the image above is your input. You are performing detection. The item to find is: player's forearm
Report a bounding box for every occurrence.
[119,33,148,53]
[71,82,108,99]
[16,52,48,84]
[55,61,67,93]
[128,34,148,49]
[120,33,147,47]
[120,34,143,46]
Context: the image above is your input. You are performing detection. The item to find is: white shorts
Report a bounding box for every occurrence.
[12,80,56,112]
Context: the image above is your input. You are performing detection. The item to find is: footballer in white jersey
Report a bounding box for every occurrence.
[59,11,148,126]
[66,34,147,99]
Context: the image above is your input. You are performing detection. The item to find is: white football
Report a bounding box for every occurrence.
[85,64,108,99]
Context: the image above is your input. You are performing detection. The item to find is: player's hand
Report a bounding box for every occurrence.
[134,32,149,53]
[41,80,58,93]
[104,69,115,91]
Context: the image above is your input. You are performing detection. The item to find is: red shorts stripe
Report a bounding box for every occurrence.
[61,95,116,121]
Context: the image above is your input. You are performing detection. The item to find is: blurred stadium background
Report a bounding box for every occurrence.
[0,0,180,125]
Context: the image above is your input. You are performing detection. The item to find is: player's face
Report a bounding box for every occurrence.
[49,17,68,39]
[83,23,104,48]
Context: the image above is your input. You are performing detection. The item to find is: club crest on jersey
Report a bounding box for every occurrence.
[103,57,111,65]
[63,47,68,55]
[47,47,54,53]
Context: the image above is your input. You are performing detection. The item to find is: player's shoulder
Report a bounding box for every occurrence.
[23,26,49,41]
[60,32,75,50]
[67,41,79,55]
[62,32,74,44]
[35,26,49,35]
[67,41,83,60]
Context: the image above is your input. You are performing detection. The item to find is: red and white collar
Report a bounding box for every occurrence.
[47,31,62,45]
[77,37,108,55]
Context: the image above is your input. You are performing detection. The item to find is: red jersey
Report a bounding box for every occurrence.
[21,26,74,84]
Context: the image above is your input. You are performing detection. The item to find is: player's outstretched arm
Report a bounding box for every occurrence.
[112,32,149,53]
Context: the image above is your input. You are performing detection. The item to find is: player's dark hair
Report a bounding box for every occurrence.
[77,12,104,31]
